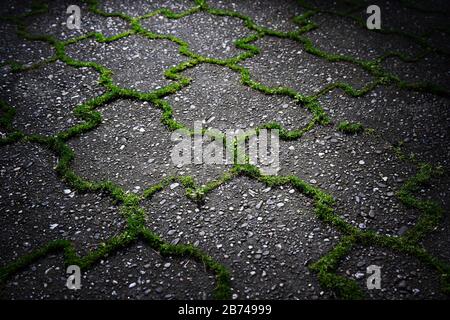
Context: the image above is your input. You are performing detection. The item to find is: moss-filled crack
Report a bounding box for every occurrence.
[0,0,449,300]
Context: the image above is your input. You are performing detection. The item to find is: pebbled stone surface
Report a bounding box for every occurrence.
[0,0,449,301]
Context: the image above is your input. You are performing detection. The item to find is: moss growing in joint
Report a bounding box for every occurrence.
[337,121,364,134]
[1,0,449,301]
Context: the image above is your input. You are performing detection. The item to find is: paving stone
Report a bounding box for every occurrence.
[0,0,449,301]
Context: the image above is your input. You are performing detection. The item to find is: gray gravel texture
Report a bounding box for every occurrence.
[68,99,231,191]
[144,177,339,299]
[66,35,189,92]
[336,245,447,300]
[239,36,374,96]
[0,143,125,266]
[0,0,449,300]
[28,0,130,41]
[141,11,254,60]
[164,63,313,131]
[1,61,104,136]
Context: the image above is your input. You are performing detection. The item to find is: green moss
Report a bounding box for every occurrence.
[309,236,364,299]
[0,100,16,131]
[396,163,445,243]
[337,121,364,134]
[0,0,449,300]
